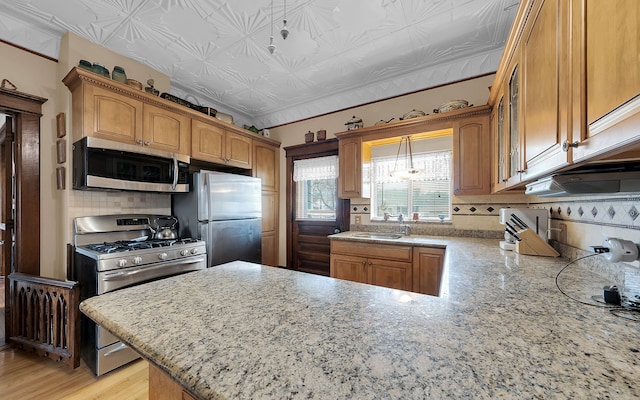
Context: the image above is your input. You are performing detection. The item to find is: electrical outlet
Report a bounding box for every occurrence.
[354,215,361,224]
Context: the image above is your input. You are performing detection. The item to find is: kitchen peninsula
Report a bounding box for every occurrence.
[79,237,640,399]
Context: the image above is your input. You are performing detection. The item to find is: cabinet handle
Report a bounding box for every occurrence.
[516,170,525,173]
[136,139,143,145]
[143,141,150,146]
[562,140,579,152]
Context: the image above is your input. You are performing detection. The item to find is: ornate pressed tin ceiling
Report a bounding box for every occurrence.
[0,0,518,128]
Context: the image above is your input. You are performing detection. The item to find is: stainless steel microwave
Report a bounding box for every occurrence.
[72,137,190,193]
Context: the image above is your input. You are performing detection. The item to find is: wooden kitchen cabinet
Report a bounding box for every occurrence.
[571,0,640,162]
[488,0,640,186]
[330,239,440,293]
[338,135,363,198]
[331,253,367,284]
[520,0,571,181]
[76,84,143,145]
[252,140,280,266]
[225,130,253,168]
[367,258,412,291]
[64,68,192,154]
[413,247,445,296]
[191,119,225,162]
[259,190,278,266]
[336,106,492,198]
[452,113,491,195]
[253,142,279,192]
[191,119,252,169]
[143,103,190,154]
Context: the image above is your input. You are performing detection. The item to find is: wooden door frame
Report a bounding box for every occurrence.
[0,87,46,343]
[284,139,350,270]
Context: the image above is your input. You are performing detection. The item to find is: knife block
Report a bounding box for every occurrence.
[515,228,560,257]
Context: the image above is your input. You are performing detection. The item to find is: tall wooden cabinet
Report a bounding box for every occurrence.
[253,141,280,266]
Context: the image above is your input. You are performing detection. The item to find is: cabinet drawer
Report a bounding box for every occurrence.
[331,240,412,262]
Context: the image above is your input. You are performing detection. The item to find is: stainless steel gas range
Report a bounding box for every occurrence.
[73,214,206,376]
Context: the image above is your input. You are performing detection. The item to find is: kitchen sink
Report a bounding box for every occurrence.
[353,233,403,239]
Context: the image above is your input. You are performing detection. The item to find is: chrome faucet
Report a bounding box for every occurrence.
[398,214,409,235]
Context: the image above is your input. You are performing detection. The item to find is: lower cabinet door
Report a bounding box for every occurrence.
[367,259,412,291]
[413,247,445,296]
[330,254,367,284]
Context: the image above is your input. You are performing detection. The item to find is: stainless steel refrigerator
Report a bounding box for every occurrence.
[172,171,262,267]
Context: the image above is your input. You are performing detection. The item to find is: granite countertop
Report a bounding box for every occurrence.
[80,236,640,399]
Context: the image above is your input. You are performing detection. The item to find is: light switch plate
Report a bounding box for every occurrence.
[355,216,361,224]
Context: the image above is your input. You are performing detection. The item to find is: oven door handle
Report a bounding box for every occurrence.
[104,343,129,357]
[102,256,206,282]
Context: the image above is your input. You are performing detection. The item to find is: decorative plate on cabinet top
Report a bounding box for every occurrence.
[433,100,472,113]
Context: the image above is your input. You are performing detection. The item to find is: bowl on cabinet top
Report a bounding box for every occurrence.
[400,109,426,120]
[433,100,471,113]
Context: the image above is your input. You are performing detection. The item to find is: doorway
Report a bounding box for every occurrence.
[285,139,349,276]
[0,88,46,347]
[0,113,11,347]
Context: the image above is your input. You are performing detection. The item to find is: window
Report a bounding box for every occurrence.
[293,155,338,220]
[370,137,452,221]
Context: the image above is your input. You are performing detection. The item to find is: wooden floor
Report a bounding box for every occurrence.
[0,348,149,400]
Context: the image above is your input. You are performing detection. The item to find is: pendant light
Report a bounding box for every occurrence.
[280,0,289,40]
[391,136,423,180]
[268,0,277,54]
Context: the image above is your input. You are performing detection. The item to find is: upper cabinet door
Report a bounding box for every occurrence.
[453,113,491,195]
[337,136,362,198]
[225,131,253,169]
[84,85,143,146]
[572,0,640,162]
[253,142,279,191]
[521,0,571,181]
[143,103,191,154]
[192,120,226,163]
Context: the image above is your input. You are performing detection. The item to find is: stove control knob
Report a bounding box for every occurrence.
[117,259,127,268]
[180,249,189,256]
[133,256,143,265]
[190,248,199,255]
[158,252,168,260]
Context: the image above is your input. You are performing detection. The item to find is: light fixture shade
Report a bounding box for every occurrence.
[281,21,289,40]
[268,36,276,54]
[391,136,424,180]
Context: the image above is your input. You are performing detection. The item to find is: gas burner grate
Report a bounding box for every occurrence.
[84,238,200,254]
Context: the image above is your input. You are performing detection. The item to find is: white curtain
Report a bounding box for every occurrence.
[293,155,339,182]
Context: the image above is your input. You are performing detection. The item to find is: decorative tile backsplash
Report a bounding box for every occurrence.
[69,190,171,221]
[531,196,640,229]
